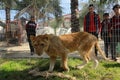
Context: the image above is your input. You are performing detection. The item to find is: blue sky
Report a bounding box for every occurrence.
[0,10,18,21]
[60,0,88,14]
[0,0,119,21]
[0,0,89,21]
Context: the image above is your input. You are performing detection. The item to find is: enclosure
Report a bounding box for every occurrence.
[0,0,120,80]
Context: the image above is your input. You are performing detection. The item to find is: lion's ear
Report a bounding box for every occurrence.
[44,34,49,41]
[30,35,35,41]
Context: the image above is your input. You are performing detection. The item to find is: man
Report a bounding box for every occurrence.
[26,16,36,55]
[110,4,120,61]
[84,4,101,56]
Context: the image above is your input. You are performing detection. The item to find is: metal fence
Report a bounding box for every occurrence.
[0,1,119,60]
[0,33,5,41]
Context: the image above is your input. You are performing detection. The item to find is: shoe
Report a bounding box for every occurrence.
[31,52,34,55]
[114,58,117,61]
[111,58,117,61]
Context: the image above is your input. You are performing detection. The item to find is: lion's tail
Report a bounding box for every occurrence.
[95,41,108,60]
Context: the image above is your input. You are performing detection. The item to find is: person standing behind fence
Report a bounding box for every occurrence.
[26,16,37,55]
[84,4,101,56]
[101,13,111,58]
[109,4,120,61]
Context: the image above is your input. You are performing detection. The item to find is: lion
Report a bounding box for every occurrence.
[30,32,107,72]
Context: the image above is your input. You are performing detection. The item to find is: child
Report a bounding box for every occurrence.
[101,13,111,58]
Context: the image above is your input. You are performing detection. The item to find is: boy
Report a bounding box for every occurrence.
[101,13,110,58]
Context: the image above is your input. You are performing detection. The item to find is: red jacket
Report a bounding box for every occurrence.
[109,15,120,32]
[84,12,101,33]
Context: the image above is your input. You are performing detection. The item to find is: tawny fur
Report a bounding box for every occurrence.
[30,32,107,72]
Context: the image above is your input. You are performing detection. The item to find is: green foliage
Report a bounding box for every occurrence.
[0,58,120,80]
[0,0,18,9]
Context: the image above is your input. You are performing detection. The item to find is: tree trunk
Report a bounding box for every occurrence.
[70,0,80,33]
[5,6,11,42]
[5,6,11,32]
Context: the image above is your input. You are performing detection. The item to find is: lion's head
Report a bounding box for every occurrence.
[30,34,50,56]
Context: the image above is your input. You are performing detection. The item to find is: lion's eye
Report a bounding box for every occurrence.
[34,43,38,46]
[40,43,44,47]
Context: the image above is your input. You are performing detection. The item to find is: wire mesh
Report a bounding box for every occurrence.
[0,1,119,59]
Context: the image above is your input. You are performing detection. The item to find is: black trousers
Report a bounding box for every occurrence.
[27,34,35,52]
[103,33,110,57]
[88,32,98,56]
[111,29,120,60]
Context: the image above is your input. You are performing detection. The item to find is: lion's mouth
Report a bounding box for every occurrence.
[35,52,43,56]
[36,53,41,56]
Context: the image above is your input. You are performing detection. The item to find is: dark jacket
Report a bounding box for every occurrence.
[101,19,111,36]
[26,21,36,35]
